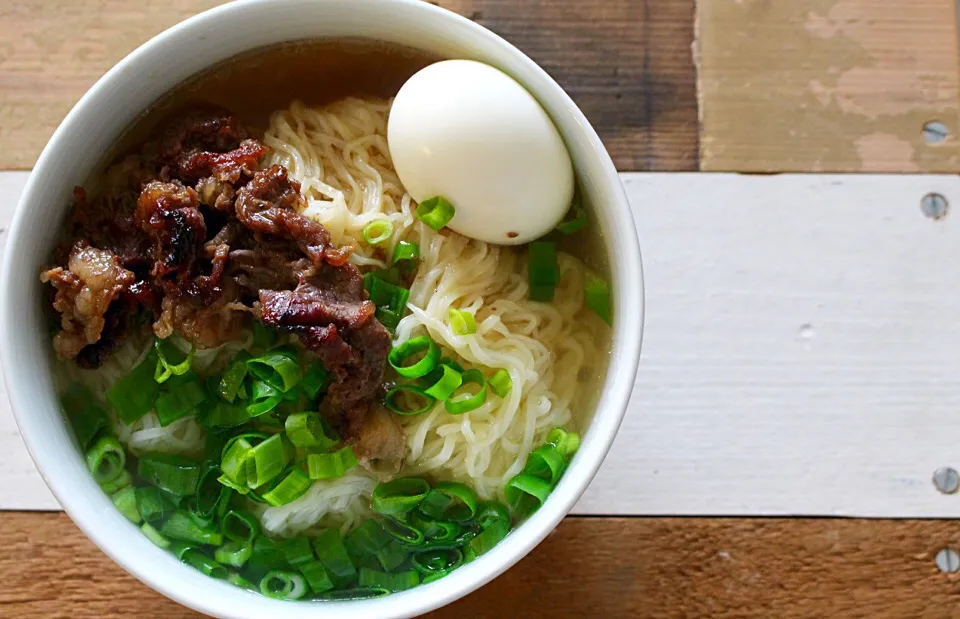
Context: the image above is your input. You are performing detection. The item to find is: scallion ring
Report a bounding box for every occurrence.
[362,220,394,245]
[372,477,430,516]
[391,240,420,266]
[585,273,612,325]
[448,308,477,336]
[444,369,487,415]
[555,202,588,234]
[415,196,456,230]
[384,384,436,416]
[260,570,309,600]
[424,364,463,401]
[85,435,126,484]
[488,369,513,398]
[388,336,440,378]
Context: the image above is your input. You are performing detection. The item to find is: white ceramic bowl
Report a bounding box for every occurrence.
[0,1,644,617]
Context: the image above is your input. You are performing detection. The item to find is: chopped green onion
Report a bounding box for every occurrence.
[85,435,126,484]
[388,336,440,379]
[412,548,463,575]
[161,510,223,546]
[362,220,394,245]
[488,369,513,398]
[61,385,108,450]
[468,501,511,557]
[246,350,301,393]
[415,196,456,230]
[299,560,335,593]
[444,369,487,415]
[384,384,436,416]
[555,202,588,234]
[246,434,293,488]
[358,567,420,593]
[585,273,612,325]
[423,364,462,401]
[154,340,195,384]
[198,400,250,429]
[433,481,479,522]
[347,519,393,554]
[447,308,477,336]
[312,530,358,588]
[381,517,425,547]
[284,412,336,449]
[140,522,170,548]
[300,363,329,399]
[391,240,420,267]
[524,444,567,485]
[220,437,253,488]
[135,486,175,523]
[154,380,206,426]
[195,462,229,519]
[248,536,288,572]
[106,351,160,424]
[278,537,315,566]
[547,427,581,458]
[372,477,430,516]
[528,242,559,302]
[174,545,228,580]
[262,468,312,506]
[111,486,141,524]
[217,355,249,403]
[245,380,284,416]
[375,540,409,572]
[315,587,390,601]
[215,542,253,568]
[417,490,453,520]
[227,572,257,591]
[222,509,260,544]
[260,570,308,600]
[138,453,200,497]
[505,473,553,516]
[99,469,133,494]
[306,446,358,480]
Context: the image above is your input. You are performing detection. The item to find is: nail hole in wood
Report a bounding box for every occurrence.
[921,193,948,220]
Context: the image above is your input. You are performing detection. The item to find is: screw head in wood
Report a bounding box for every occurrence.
[923,121,949,144]
[921,193,948,220]
[936,548,960,573]
[933,467,959,494]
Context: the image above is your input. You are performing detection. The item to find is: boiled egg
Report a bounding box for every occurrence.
[387,60,574,245]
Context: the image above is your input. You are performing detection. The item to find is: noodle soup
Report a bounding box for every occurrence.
[43,39,611,600]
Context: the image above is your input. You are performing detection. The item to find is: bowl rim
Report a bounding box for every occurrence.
[0,1,644,617]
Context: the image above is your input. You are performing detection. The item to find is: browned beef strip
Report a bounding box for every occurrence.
[40,241,135,361]
[259,269,391,439]
[158,110,266,183]
[235,165,353,270]
[136,180,207,280]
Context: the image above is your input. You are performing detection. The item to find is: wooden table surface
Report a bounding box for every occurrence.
[3,1,960,617]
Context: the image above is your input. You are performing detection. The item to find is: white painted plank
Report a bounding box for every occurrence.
[3,172,960,516]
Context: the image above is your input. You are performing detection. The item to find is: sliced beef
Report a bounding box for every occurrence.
[154,293,248,349]
[158,110,265,183]
[235,165,352,270]
[40,242,135,361]
[259,267,391,439]
[136,180,207,281]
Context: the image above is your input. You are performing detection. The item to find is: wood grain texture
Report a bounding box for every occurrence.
[7,172,960,517]
[0,0,698,172]
[3,512,960,618]
[697,0,960,172]
[438,0,699,171]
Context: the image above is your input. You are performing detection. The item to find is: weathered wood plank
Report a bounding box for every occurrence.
[3,513,959,618]
[697,0,960,172]
[0,0,698,172]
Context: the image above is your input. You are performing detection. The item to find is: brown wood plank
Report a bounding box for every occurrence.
[0,0,698,172]
[4,512,960,618]
[697,0,960,172]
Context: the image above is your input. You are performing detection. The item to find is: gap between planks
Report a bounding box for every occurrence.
[3,172,960,518]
